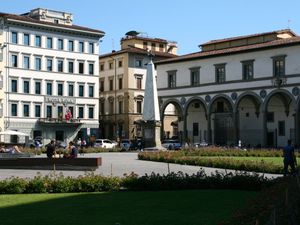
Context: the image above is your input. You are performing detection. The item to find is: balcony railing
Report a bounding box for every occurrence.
[38,117,82,125]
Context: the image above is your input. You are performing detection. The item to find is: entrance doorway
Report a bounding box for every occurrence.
[214,113,234,146]
[55,130,64,141]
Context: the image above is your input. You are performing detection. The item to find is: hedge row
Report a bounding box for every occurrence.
[0,170,276,194]
[138,152,284,174]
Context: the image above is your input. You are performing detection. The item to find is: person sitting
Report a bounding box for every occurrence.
[64,141,78,158]
[0,145,23,154]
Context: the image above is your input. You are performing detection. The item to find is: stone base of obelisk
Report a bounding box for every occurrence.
[141,121,166,151]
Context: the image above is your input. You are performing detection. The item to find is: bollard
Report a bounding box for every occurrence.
[167,163,170,174]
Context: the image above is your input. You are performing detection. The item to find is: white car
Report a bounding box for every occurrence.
[94,139,117,148]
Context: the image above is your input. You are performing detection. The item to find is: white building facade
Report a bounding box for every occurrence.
[156,30,300,148]
[0,8,104,144]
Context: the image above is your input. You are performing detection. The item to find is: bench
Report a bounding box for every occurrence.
[0,157,102,171]
[0,153,34,158]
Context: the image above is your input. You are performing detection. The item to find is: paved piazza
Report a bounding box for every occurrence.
[0,152,281,180]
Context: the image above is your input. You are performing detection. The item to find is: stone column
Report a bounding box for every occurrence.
[261,110,267,147]
[294,109,299,147]
[183,112,187,143]
[233,109,239,145]
[207,113,212,144]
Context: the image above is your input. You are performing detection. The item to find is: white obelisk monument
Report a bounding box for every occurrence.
[141,54,162,149]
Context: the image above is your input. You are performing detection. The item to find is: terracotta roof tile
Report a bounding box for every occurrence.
[99,46,177,59]
[201,29,296,46]
[156,37,300,65]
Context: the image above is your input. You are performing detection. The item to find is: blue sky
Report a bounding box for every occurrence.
[1,0,300,55]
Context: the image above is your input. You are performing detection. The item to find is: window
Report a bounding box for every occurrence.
[23,104,29,117]
[35,105,41,117]
[143,41,147,49]
[47,59,53,71]
[35,35,41,47]
[11,103,17,116]
[100,63,104,71]
[47,37,53,48]
[137,100,142,113]
[35,57,41,70]
[136,76,142,89]
[78,107,84,118]
[167,71,176,88]
[100,80,104,92]
[57,83,63,96]
[100,102,105,115]
[57,106,63,118]
[159,43,164,51]
[79,41,84,53]
[68,84,74,96]
[119,101,123,114]
[23,34,30,45]
[242,60,254,80]
[118,60,123,67]
[79,85,84,97]
[79,62,84,74]
[88,86,94,97]
[267,112,274,123]
[89,43,94,54]
[109,101,114,114]
[57,60,63,72]
[190,68,200,86]
[88,107,94,119]
[151,43,155,51]
[68,107,74,118]
[46,83,52,95]
[12,32,18,44]
[11,80,17,92]
[23,56,30,69]
[193,123,199,136]
[109,79,113,91]
[278,121,285,136]
[46,105,52,118]
[11,55,18,67]
[57,39,64,50]
[109,61,114,69]
[273,55,286,77]
[23,80,30,93]
[135,59,142,67]
[68,61,74,73]
[119,78,123,89]
[35,81,41,94]
[89,63,94,75]
[216,102,224,113]
[68,40,74,51]
[215,64,226,83]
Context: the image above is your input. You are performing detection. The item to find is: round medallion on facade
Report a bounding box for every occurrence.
[260,90,267,98]
[180,97,186,106]
[205,95,211,103]
[292,87,299,96]
[231,92,238,101]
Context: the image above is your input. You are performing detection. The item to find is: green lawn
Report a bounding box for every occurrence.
[0,190,256,225]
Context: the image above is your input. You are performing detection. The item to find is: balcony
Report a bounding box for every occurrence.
[38,117,82,126]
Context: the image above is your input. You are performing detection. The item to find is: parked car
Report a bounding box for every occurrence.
[120,139,131,151]
[193,141,209,148]
[27,136,43,148]
[94,139,117,148]
[162,139,181,150]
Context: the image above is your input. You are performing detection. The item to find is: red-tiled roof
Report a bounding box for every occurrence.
[156,36,300,65]
[99,46,177,59]
[200,29,296,46]
[0,12,105,36]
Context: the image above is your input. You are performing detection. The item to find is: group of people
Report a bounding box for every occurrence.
[46,139,78,159]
